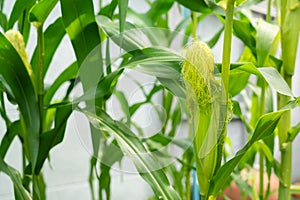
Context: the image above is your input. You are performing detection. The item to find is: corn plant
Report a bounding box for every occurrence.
[1,0,300,200]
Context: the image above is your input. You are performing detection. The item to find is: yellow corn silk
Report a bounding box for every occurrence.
[182,41,226,198]
[5,30,34,84]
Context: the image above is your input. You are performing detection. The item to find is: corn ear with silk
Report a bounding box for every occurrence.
[182,41,227,198]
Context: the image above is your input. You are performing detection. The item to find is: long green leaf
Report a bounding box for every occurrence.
[0,158,32,200]
[29,0,59,24]
[258,67,293,97]
[256,19,279,67]
[147,0,175,22]
[80,108,181,200]
[8,0,35,28]
[233,15,256,54]
[233,64,293,96]
[35,104,72,173]
[210,105,296,196]
[118,0,128,33]
[44,62,78,104]
[60,0,101,66]
[0,11,8,31]
[0,121,21,158]
[97,15,146,51]
[0,33,40,169]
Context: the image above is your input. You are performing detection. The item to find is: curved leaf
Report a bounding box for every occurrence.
[0,158,32,200]
[0,121,21,159]
[44,62,78,104]
[0,33,40,169]
[232,64,293,97]
[35,104,72,173]
[175,0,211,13]
[8,0,35,28]
[210,101,297,196]
[80,108,181,200]
[29,0,59,24]
[256,19,279,67]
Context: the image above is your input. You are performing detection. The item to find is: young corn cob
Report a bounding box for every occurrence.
[182,41,225,199]
[5,30,34,84]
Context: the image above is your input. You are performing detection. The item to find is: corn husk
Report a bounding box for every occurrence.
[182,41,226,198]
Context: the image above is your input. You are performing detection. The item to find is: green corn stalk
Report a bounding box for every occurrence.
[182,41,226,199]
[278,1,300,199]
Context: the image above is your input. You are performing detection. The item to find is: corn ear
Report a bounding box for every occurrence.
[182,41,226,198]
[5,30,35,86]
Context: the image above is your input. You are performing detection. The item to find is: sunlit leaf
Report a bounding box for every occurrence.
[258,67,293,97]
[60,0,101,66]
[232,64,293,97]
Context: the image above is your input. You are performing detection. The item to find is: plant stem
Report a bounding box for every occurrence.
[278,75,292,200]
[37,24,44,134]
[279,142,292,199]
[185,158,191,200]
[192,12,197,40]
[259,150,264,200]
[221,0,235,94]
[278,0,297,198]
[259,79,266,199]
[213,0,235,185]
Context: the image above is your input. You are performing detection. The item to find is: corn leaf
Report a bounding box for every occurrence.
[0,121,21,158]
[44,62,78,104]
[0,33,40,169]
[256,19,279,67]
[233,16,256,54]
[29,0,59,24]
[210,105,296,196]
[175,0,211,13]
[232,64,293,97]
[0,158,32,200]
[80,108,181,200]
[118,0,128,33]
[147,0,175,22]
[0,11,8,31]
[60,0,101,66]
[35,104,72,173]
[8,0,35,28]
